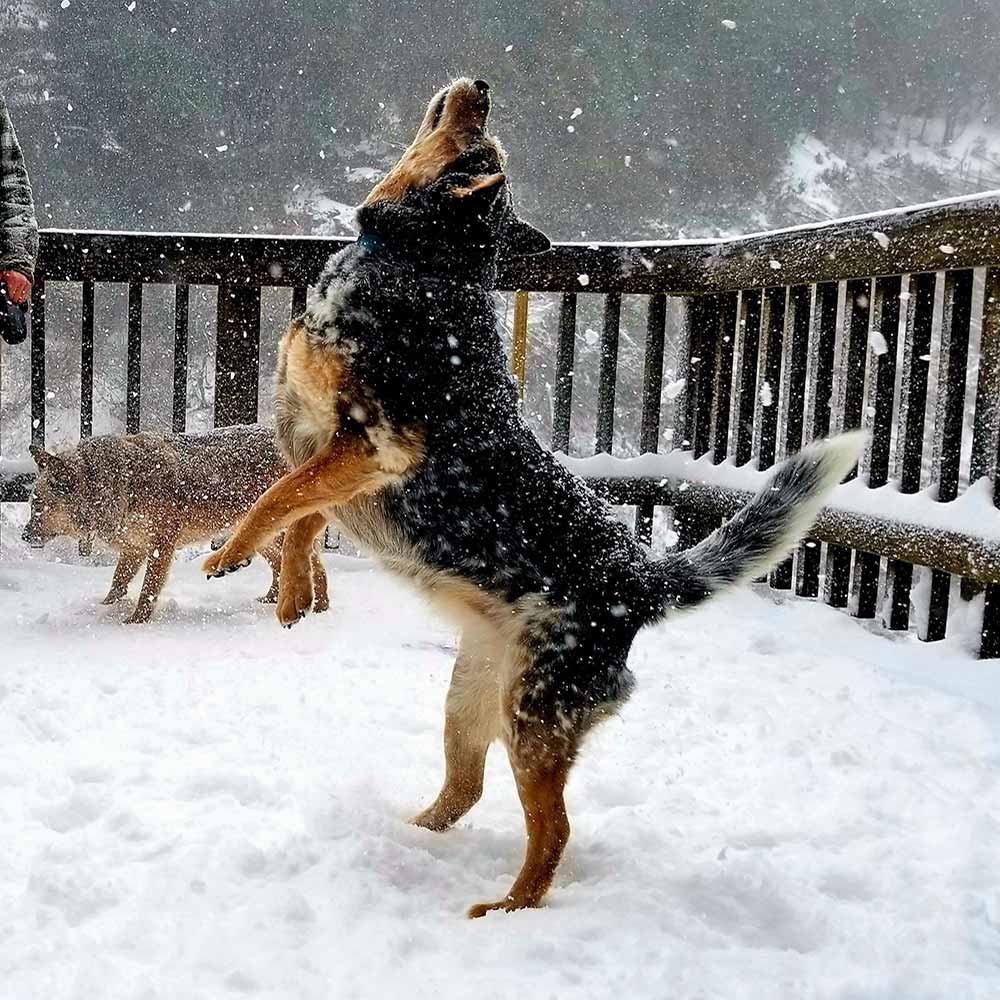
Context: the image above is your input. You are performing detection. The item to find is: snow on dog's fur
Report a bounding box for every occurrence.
[204,78,863,917]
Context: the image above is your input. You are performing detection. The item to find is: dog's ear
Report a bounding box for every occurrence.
[505,216,551,256]
[29,444,50,468]
[448,172,506,201]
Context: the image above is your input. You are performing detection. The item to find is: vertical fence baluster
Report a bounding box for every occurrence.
[850,274,902,618]
[595,292,621,454]
[770,285,811,589]
[883,271,937,631]
[730,289,762,467]
[971,269,1000,658]
[291,285,308,318]
[795,282,839,597]
[30,279,45,445]
[551,292,577,453]
[709,292,738,464]
[676,296,718,549]
[921,269,974,641]
[126,281,142,434]
[751,286,785,471]
[823,278,869,607]
[635,293,667,543]
[511,290,529,402]
[80,280,95,439]
[215,283,262,427]
[173,284,190,432]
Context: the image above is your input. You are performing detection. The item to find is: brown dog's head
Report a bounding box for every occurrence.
[358,78,549,275]
[22,446,84,547]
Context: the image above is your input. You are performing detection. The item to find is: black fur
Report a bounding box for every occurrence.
[302,175,854,739]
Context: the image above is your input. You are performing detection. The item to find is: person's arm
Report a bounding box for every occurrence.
[0,94,39,293]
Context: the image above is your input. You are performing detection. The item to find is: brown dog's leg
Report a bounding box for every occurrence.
[102,546,144,604]
[311,550,330,614]
[125,537,177,624]
[276,512,328,627]
[258,539,282,604]
[468,725,574,918]
[203,431,414,578]
[413,643,499,831]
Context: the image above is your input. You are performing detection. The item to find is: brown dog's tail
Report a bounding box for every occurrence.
[644,433,865,620]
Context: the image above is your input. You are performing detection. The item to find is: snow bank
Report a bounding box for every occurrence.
[1,555,998,998]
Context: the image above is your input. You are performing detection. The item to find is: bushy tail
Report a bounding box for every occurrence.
[647,433,865,619]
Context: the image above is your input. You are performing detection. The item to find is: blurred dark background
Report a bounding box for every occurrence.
[4,0,1000,240]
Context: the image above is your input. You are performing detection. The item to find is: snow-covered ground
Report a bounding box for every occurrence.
[1,553,998,999]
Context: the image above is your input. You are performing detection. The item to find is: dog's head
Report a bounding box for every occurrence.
[22,446,84,548]
[357,78,549,272]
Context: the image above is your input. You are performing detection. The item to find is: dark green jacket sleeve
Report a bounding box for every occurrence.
[0,95,39,283]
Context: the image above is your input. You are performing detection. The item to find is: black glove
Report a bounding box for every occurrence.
[0,282,28,345]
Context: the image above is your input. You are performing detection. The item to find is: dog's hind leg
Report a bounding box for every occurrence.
[276,512,328,627]
[124,536,178,624]
[258,539,282,604]
[468,726,574,918]
[102,546,144,605]
[311,549,330,614]
[413,641,500,832]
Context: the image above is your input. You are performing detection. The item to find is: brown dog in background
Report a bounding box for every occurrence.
[24,424,329,623]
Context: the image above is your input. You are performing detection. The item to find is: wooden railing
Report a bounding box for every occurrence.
[1,191,999,656]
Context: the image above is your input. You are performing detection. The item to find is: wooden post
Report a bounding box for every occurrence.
[80,280,95,439]
[922,269,973,641]
[511,290,529,402]
[551,292,576,452]
[883,271,937,631]
[215,283,262,427]
[126,281,143,434]
[595,292,621,453]
[730,289,762,468]
[851,274,902,618]
[173,285,190,433]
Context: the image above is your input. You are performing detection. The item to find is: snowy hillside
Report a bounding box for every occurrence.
[1,553,998,999]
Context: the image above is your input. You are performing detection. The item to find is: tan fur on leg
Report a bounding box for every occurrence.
[203,428,421,579]
[276,512,328,627]
[311,550,330,613]
[412,641,500,831]
[258,539,282,604]
[468,741,572,918]
[125,536,178,624]
[102,546,144,604]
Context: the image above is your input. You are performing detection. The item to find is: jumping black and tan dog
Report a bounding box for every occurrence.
[204,78,861,916]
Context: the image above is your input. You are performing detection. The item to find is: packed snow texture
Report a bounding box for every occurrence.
[1,553,998,999]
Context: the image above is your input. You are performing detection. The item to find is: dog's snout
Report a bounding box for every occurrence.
[473,79,490,96]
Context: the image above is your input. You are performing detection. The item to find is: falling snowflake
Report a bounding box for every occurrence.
[872,231,890,249]
[760,381,773,407]
[577,273,590,286]
[570,107,583,119]
[939,244,956,255]
[869,330,888,355]
[721,19,737,29]
[215,144,228,152]
[504,44,513,52]
[769,259,782,270]
[664,378,686,400]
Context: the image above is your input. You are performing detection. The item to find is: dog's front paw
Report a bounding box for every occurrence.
[202,545,253,579]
